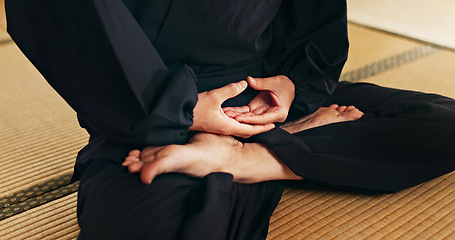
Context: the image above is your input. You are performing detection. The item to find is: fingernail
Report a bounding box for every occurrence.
[248,76,256,84]
[239,80,248,89]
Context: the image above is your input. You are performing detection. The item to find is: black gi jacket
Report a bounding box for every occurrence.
[9,3,455,239]
[6,0,348,176]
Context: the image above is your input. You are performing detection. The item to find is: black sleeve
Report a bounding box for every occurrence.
[6,0,197,146]
[263,0,349,115]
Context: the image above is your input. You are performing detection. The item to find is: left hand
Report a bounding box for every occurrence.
[189,80,275,138]
[223,75,295,125]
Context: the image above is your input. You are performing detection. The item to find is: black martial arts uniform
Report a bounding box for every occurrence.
[6,0,455,239]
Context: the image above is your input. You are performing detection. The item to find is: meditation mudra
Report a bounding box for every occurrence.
[6,0,455,239]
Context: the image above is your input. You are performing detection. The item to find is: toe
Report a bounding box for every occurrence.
[347,109,365,120]
[346,106,357,111]
[122,156,141,166]
[336,106,347,112]
[141,162,162,184]
[128,149,141,158]
[128,161,144,173]
[328,104,339,109]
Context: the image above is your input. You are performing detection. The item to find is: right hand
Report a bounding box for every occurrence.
[223,75,295,125]
[189,81,275,138]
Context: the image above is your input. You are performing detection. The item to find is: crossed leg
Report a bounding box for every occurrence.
[122,104,364,184]
[124,81,455,192]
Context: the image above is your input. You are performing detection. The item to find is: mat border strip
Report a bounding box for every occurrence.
[0,181,79,221]
[0,174,79,221]
[341,45,439,83]
[1,174,72,208]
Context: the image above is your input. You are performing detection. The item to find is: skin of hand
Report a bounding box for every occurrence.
[189,80,275,138]
[223,75,295,125]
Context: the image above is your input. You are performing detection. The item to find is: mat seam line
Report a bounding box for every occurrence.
[341,45,440,83]
[0,182,79,221]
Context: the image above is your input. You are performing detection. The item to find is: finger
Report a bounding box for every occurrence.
[234,111,256,117]
[224,110,241,118]
[251,106,269,115]
[222,106,250,113]
[235,110,284,125]
[231,123,275,138]
[231,111,262,121]
[210,80,248,103]
[223,106,251,118]
[235,114,273,124]
[225,110,257,119]
[247,76,279,92]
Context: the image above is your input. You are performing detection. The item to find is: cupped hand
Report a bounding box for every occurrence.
[189,80,275,138]
[223,75,295,125]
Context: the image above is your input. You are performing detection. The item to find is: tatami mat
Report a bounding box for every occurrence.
[343,24,423,72]
[361,51,455,99]
[1,3,455,239]
[0,193,79,240]
[0,0,4,28]
[341,45,439,83]
[268,45,455,239]
[268,172,455,240]
[0,0,9,42]
[0,43,89,198]
[347,0,455,50]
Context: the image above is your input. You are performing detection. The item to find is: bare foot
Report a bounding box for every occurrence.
[122,133,301,184]
[281,104,364,134]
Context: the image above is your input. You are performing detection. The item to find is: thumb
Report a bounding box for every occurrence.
[247,76,275,91]
[211,80,248,102]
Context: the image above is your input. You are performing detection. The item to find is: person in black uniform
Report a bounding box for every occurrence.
[6,0,455,239]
